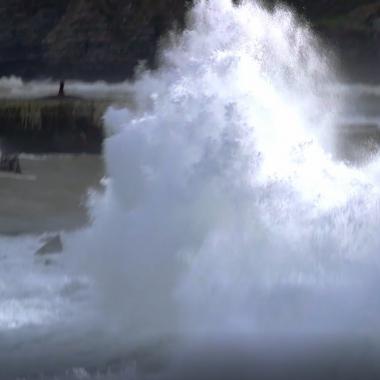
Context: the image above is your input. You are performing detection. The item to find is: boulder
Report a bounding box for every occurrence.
[35,234,63,256]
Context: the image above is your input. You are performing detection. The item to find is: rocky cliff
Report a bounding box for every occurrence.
[0,0,379,82]
[0,0,190,81]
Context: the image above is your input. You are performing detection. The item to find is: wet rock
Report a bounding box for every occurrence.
[35,234,63,256]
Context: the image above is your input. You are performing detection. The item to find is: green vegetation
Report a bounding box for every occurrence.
[0,98,109,131]
[0,97,114,153]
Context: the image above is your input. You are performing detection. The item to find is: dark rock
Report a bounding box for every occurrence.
[0,0,190,81]
[35,234,63,256]
[0,1,379,82]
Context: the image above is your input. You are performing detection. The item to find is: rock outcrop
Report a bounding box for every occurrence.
[0,0,379,81]
[35,234,63,256]
[0,0,190,81]
[0,98,107,153]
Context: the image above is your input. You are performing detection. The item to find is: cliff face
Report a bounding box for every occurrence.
[0,0,190,81]
[0,0,379,82]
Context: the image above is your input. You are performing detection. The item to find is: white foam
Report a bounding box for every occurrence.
[66,0,380,339]
[3,1,380,377]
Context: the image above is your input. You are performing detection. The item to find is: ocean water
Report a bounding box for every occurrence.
[0,155,104,235]
[2,0,380,379]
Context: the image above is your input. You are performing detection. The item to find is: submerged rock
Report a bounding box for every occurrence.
[0,154,21,173]
[35,234,63,256]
